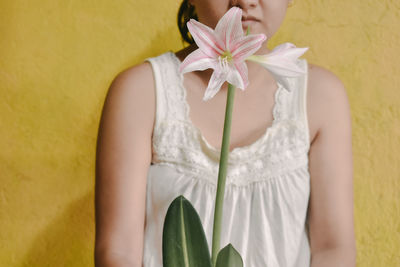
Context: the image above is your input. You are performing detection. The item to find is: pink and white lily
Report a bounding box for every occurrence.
[179,7,266,101]
[246,43,309,91]
[179,6,309,101]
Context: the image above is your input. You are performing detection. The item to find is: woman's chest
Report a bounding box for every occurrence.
[184,80,318,152]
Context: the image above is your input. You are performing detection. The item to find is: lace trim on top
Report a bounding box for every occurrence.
[148,52,310,186]
[170,53,286,156]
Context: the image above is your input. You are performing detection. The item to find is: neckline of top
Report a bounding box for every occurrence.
[168,51,289,156]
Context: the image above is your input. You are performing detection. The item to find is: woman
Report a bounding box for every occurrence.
[94,0,357,266]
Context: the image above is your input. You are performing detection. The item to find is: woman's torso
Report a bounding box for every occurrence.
[142,50,316,267]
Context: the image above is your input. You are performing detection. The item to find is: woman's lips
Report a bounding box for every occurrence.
[241,16,259,29]
[241,19,258,29]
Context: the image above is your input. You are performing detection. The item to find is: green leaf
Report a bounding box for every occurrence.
[162,195,212,267]
[216,243,243,267]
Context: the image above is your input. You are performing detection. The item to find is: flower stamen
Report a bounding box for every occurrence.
[218,51,233,71]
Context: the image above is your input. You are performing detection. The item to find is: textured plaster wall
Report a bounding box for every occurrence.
[0,0,398,266]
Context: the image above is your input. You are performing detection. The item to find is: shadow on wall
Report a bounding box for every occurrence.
[22,190,94,267]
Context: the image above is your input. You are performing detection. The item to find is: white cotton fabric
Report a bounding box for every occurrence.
[142,52,311,267]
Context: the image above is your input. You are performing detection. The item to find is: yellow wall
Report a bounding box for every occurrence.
[0,0,398,266]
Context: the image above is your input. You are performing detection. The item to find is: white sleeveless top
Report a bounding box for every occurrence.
[143,51,311,267]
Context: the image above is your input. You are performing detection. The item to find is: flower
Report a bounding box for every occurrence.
[179,7,266,101]
[246,43,309,91]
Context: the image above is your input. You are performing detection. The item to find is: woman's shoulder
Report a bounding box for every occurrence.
[306,62,349,110]
[112,51,179,87]
[307,62,348,106]
[109,50,181,105]
[113,60,154,87]
[104,60,157,136]
[107,56,159,108]
[307,62,346,90]
[305,62,352,142]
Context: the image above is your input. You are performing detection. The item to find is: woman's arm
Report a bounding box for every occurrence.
[95,62,155,267]
[307,65,357,267]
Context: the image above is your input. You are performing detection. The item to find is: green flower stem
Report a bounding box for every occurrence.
[211,82,236,267]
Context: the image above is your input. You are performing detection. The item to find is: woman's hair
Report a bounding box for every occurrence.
[177,0,198,44]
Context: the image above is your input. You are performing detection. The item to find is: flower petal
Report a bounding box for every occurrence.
[234,62,249,89]
[179,49,219,74]
[214,7,243,51]
[246,54,305,91]
[231,34,267,62]
[203,71,227,101]
[226,64,245,89]
[247,55,305,77]
[267,42,309,61]
[187,19,224,57]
